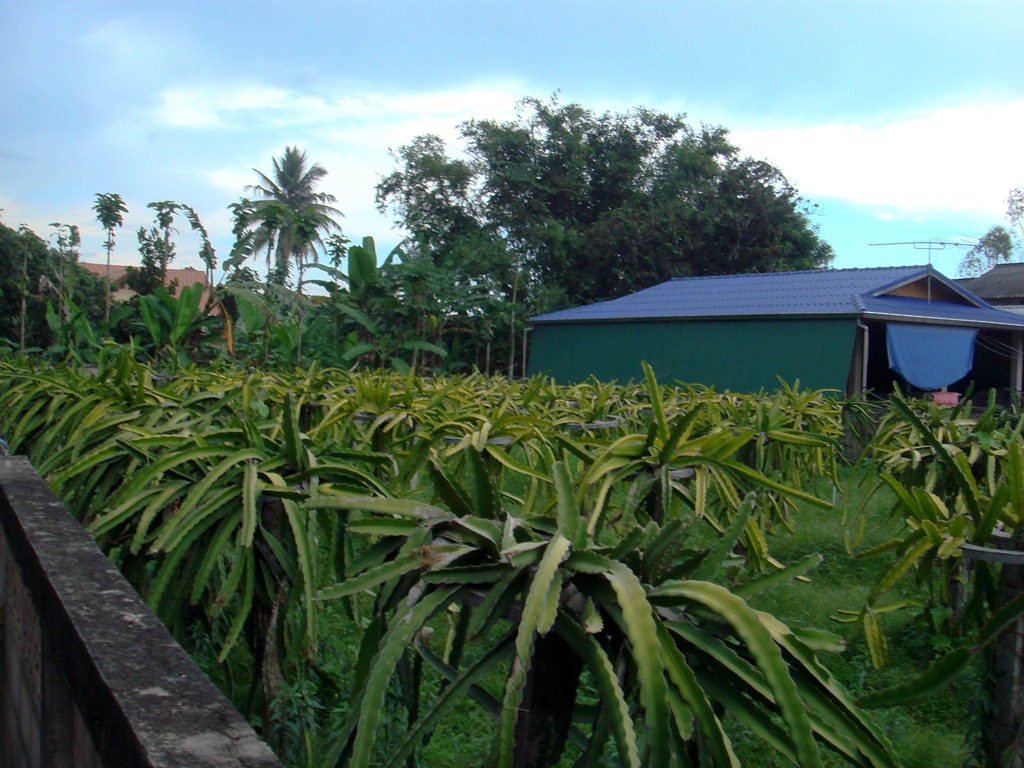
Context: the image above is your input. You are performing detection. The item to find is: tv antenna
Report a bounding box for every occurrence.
[867,239,973,267]
[867,240,976,303]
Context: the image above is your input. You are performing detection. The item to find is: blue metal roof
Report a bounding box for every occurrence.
[858,295,1023,325]
[529,266,1024,329]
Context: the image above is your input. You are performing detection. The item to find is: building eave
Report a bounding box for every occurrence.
[530,309,1024,332]
[528,312,863,327]
[860,311,1024,332]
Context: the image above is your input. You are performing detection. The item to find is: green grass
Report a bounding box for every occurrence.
[743,465,975,767]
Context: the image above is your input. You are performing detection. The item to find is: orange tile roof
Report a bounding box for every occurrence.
[165,268,209,288]
[79,263,215,311]
[79,262,130,283]
[79,263,208,288]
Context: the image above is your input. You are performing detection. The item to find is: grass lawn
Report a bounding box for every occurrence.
[744,465,975,767]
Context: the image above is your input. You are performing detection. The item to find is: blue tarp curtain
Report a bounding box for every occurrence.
[886,323,977,390]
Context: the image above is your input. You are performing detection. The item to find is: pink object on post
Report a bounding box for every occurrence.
[931,391,960,406]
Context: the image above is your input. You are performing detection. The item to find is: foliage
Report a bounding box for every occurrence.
[0,355,391,722]
[958,225,1016,278]
[13,111,838,378]
[126,232,161,294]
[0,219,108,352]
[243,146,344,286]
[137,283,224,366]
[128,212,176,295]
[372,96,835,376]
[851,393,1024,658]
[0,356,898,767]
[125,201,216,297]
[376,134,483,260]
[313,483,891,768]
[0,221,58,349]
[93,192,129,320]
[750,470,971,767]
[46,221,108,328]
[379,95,834,318]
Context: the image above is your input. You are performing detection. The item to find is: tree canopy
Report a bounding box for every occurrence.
[243,146,344,287]
[93,192,128,320]
[0,217,106,352]
[378,96,834,314]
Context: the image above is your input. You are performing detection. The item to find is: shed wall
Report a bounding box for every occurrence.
[527,318,857,391]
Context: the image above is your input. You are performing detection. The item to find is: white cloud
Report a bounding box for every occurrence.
[206,168,255,196]
[153,81,524,135]
[727,101,1024,218]
[156,85,296,128]
[164,80,527,256]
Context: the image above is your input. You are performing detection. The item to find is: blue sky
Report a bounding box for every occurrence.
[2,1,1022,280]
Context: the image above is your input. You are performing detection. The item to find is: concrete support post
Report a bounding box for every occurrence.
[993,562,1024,767]
[1011,331,1023,394]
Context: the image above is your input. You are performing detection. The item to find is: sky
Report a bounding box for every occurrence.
[2,0,1023,282]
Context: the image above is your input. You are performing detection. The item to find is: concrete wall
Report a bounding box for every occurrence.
[0,456,283,768]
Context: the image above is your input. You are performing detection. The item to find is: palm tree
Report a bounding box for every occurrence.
[246,146,343,286]
[147,201,180,281]
[93,193,128,320]
[49,222,80,320]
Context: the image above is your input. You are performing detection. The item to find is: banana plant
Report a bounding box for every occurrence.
[137,282,222,367]
[44,295,100,363]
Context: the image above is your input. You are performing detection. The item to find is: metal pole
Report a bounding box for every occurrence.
[522,326,530,379]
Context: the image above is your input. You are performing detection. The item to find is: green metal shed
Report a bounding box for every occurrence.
[526,266,1024,395]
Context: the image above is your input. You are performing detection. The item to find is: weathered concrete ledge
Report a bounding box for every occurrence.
[0,455,283,767]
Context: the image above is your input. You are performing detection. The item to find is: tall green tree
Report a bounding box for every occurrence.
[93,192,128,320]
[377,135,514,373]
[376,135,483,260]
[48,222,81,319]
[126,202,179,298]
[245,146,343,286]
[127,225,172,296]
[958,225,1015,277]
[0,221,55,349]
[125,202,215,303]
[179,204,218,295]
[289,204,334,297]
[378,96,833,376]
[460,96,832,310]
[148,201,180,280]
[0,219,105,353]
